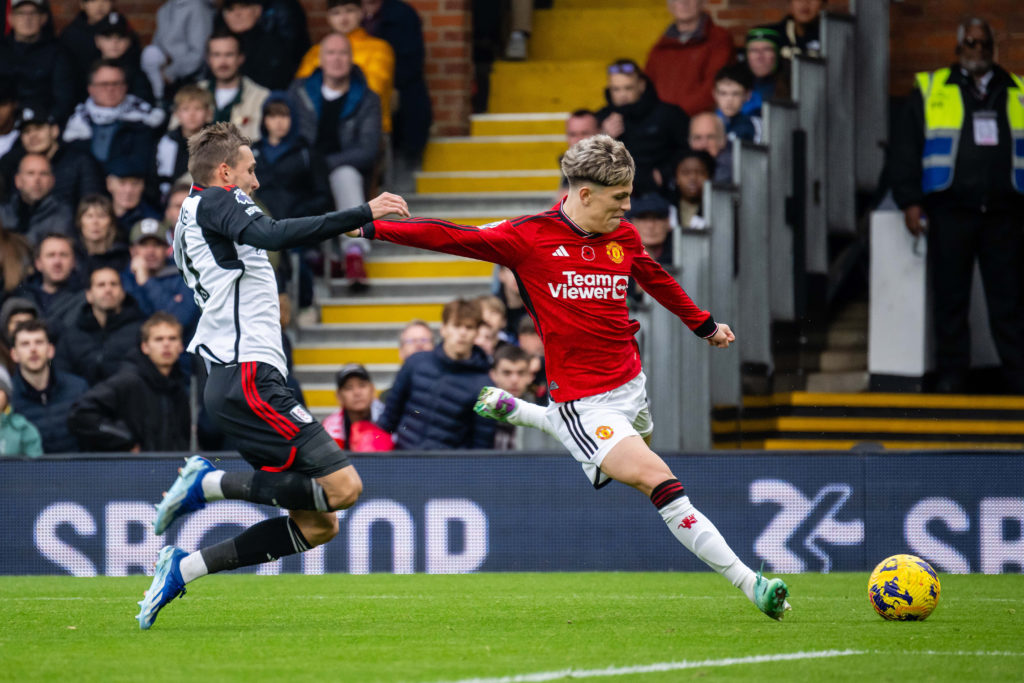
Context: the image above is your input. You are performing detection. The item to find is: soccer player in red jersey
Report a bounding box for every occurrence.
[355,134,790,620]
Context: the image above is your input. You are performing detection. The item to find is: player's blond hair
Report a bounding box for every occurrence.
[187,121,251,187]
[560,134,635,188]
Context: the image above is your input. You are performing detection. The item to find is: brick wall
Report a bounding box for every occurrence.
[45,1,1024,134]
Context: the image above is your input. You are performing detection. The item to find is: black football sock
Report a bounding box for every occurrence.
[200,517,312,573]
[220,471,330,511]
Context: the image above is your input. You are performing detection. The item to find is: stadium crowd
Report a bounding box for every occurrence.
[0,0,1019,455]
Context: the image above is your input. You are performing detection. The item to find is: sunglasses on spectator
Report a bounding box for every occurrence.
[608,63,638,75]
[962,37,993,49]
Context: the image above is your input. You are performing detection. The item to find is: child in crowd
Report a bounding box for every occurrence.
[94,12,154,103]
[0,370,42,458]
[140,0,215,101]
[75,193,130,273]
[671,150,715,231]
[251,94,327,220]
[713,64,759,143]
[156,85,213,202]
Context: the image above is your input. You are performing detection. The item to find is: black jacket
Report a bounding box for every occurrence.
[55,296,145,386]
[377,344,496,450]
[68,349,190,452]
[0,34,76,125]
[890,64,1024,212]
[11,271,85,335]
[59,12,143,103]
[10,366,89,453]
[0,142,106,207]
[597,84,691,195]
[0,191,74,245]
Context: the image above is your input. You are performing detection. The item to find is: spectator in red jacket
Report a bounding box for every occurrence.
[644,0,733,116]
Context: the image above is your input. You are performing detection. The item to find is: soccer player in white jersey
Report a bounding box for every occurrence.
[135,122,409,629]
[356,134,790,620]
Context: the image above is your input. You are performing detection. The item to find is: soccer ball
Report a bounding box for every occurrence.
[868,554,941,621]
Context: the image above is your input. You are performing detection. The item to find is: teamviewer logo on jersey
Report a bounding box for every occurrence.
[547,271,628,300]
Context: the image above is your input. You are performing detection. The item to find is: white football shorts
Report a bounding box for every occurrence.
[544,371,653,488]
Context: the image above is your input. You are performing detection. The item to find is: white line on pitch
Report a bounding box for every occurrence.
[433,650,1024,683]
[433,650,864,683]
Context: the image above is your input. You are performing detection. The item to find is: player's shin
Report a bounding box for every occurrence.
[194,517,313,576]
[215,471,332,511]
[650,479,757,602]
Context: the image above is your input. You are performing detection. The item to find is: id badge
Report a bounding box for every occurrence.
[973,111,999,146]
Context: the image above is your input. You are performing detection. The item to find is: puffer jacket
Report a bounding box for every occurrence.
[377,344,496,450]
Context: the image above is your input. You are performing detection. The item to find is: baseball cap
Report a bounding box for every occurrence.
[16,107,55,129]
[10,0,45,8]
[335,363,371,388]
[96,12,132,37]
[105,154,149,179]
[129,218,170,245]
[746,26,784,50]
[626,193,670,219]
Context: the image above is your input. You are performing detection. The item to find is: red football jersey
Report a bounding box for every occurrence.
[368,202,718,402]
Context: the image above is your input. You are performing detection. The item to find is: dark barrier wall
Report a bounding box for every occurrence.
[2,452,1022,576]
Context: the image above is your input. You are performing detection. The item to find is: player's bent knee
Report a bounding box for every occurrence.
[291,510,340,546]
[319,466,363,510]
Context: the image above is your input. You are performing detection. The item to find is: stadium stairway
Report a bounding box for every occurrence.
[293,0,667,417]
[711,393,1024,450]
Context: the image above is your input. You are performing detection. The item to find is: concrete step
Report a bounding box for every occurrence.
[405,191,557,216]
[470,112,567,137]
[825,327,868,349]
[364,255,494,279]
[488,61,608,113]
[326,277,493,298]
[293,344,400,366]
[422,135,565,172]
[294,322,437,345]
[818,349,868,373]
[530,8,667,62]
[805,371,870,393]
[416,170,562,194]
[294,364,397,387]
[320,297,446,324]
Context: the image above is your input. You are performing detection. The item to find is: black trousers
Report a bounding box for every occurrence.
[926,204,1024,391]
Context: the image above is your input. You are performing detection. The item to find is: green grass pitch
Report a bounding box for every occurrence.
[1,572,1021,682]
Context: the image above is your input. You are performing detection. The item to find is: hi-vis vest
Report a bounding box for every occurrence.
[916,67,1024,194]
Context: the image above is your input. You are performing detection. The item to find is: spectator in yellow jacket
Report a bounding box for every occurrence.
[296,0,394,134]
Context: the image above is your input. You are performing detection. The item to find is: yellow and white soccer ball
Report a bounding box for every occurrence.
[868,554,941,621]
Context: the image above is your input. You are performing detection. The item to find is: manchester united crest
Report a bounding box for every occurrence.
[606,241,624,264]
[595,425,614,440]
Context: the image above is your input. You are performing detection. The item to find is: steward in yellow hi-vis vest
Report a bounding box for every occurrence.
[889,18,1024,395]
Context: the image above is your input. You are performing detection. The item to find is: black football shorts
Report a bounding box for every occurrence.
[205,361,350,478]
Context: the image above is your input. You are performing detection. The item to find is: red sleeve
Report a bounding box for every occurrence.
[631,248,718,338]
[367,218,526,268]
[678,28,735,115]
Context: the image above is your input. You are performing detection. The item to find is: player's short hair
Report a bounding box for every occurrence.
[561,134,635,188]
[441,297,483,327]
[492,343,529,368]
[141,311,182,343]
[11,318,49,346]
[174,84,214,111]
[187,121,251,187]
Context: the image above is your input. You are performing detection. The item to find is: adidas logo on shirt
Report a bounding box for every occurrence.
[552,245,569,257]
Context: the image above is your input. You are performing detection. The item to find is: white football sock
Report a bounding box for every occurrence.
[659,495,757,603]
[507,400,557,437]
[178,551,208,584]
[201,470,226,501]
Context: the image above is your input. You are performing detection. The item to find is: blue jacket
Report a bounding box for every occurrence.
[121,261,200,342]
[10,367,89,453]
[377,344,496,450]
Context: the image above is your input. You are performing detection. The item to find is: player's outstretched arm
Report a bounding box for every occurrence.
[705,323,736,348]
[237,193,410,251]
